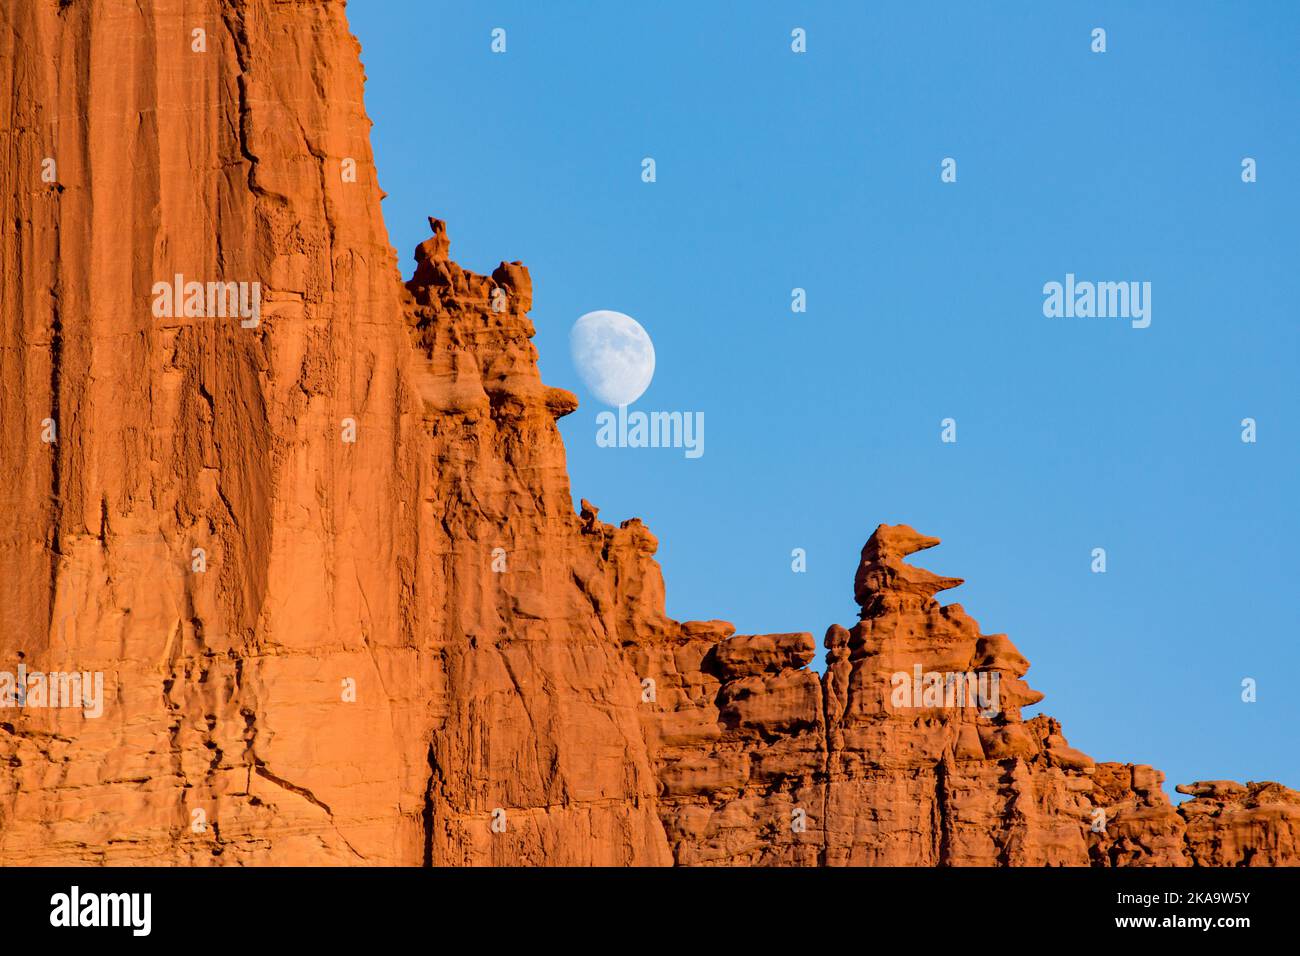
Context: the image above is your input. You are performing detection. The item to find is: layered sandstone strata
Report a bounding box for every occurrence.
[0,0,1294,866]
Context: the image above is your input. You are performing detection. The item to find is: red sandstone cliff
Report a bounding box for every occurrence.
[0,0,1294,866]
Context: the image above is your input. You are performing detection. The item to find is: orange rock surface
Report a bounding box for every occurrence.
[0,0,1294,866]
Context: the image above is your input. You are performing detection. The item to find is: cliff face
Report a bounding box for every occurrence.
[1,0,435,864]
[0,0,1294,866]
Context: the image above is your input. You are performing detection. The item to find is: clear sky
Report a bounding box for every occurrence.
[349,1,1299,798]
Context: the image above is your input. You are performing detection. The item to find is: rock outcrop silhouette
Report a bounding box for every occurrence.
[0,0,1294,866]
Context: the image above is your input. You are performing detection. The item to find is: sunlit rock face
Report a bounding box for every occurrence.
[0,0,1294,867]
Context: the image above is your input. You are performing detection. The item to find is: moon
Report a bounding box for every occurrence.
[569,310,655,407]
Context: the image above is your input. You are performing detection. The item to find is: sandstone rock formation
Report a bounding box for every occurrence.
[0,0,1294,866]
[635,525,1300,866]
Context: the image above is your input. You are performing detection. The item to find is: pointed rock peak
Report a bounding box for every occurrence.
[414,216,450,265]
[854,523,964,609]
[491,260,533,312]
[579,498,603,534]
[863,523,942,560]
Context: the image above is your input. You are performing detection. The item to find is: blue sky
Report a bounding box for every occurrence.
[349,2,1299,798]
